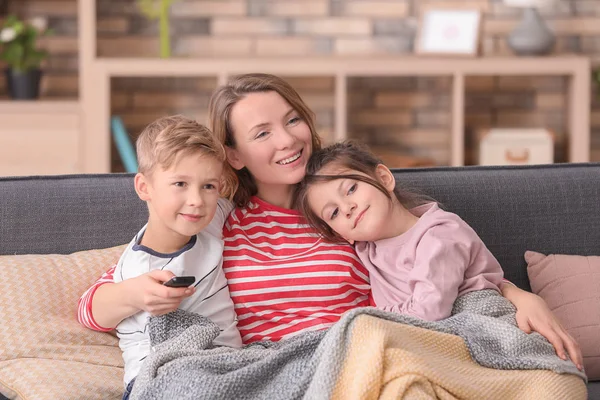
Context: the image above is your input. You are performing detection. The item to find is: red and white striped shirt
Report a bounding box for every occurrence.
[78,264,116,332]
[223,197,371,344]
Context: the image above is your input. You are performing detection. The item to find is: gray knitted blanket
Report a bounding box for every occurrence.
[129,290,585,400]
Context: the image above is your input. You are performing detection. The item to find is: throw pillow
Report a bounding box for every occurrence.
[525,250,600,380]
[0,245,126,400]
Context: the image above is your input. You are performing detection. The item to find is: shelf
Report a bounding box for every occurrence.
[0,100,80,114]
[97,56,588,77]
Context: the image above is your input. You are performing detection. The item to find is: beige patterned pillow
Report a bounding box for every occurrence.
[0,245,126,400]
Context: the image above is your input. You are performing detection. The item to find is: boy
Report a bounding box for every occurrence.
[114,115,242,397]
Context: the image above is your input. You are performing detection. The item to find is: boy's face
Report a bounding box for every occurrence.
[138,153,223,243]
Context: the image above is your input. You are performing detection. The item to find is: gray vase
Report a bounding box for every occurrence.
[507,7,555,56]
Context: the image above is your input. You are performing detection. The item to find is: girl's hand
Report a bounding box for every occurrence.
[502,283,583,370]
[126,270,195,316]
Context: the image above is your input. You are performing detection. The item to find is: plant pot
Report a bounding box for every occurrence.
[5,68,42,100]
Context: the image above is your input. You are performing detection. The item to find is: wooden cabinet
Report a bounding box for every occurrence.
[0,101,81,176]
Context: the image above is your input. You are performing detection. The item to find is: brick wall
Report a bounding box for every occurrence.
[2,0,600,170]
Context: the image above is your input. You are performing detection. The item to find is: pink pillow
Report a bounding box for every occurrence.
[525,250,600,380]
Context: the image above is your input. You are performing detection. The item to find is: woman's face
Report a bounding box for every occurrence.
[227,91,313,195]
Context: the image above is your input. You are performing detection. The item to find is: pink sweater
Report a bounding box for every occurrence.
[355,202,503,321]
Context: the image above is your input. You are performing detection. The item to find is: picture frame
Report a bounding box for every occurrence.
[415,7,483,56]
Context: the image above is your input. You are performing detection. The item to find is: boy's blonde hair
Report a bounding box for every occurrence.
[136,114,237,199]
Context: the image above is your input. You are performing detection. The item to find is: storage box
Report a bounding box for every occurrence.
[478,128,554,166]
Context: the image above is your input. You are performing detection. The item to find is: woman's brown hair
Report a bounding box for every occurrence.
[208,73,322,208]
[296,141,430,243]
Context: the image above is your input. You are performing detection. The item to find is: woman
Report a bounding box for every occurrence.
[78,73,582,369]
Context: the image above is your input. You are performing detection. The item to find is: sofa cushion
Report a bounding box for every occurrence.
[525,250,600,381]
[0,245,126,400]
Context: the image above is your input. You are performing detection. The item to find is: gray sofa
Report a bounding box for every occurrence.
[0,163,598,399]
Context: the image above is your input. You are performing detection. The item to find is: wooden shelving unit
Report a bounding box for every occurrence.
[1,0,592,176]
[82,55,591,172]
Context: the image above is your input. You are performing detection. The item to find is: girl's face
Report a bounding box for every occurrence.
[226,91,313,198]
[306,163,398,244]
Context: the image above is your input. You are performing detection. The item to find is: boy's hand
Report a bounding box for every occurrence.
[128,270,195,316]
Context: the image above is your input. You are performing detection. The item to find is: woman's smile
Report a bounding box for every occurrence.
[276,149,303,166]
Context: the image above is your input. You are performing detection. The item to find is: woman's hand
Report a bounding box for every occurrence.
[501,282,583,370]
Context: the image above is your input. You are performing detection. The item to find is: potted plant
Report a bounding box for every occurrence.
[0,15,50,100]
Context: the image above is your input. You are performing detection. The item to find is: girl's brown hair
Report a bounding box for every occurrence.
[208,73,322,208]
[296,141,429,243]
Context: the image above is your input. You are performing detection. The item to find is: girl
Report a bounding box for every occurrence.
[78,73,582,368]
[296,141,504,321]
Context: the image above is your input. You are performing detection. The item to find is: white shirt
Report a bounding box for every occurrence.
[114,199,242,385]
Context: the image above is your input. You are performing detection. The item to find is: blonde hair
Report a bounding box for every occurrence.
[208,73,322,208]
[136,114,237,200]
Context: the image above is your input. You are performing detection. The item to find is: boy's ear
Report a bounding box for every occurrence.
[375,164,396,192]
[225,146,245,171]
[134,172,151,201]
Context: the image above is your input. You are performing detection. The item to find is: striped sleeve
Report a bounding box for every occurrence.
[77,265,117,332]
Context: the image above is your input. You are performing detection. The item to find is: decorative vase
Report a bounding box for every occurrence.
[507,7,555,56]
[5,68,42,100]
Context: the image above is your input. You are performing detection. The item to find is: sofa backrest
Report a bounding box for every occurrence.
[0,174,147,256]
[1,163,599,290]
[392,163,600,290]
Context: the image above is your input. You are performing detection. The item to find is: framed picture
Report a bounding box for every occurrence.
[415,8,482,56]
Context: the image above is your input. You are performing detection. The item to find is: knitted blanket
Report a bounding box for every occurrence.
[130,290,586,400]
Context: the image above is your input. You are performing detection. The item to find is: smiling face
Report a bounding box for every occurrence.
[135,152,223,249]
[305,163,399,244]
[226,91,313,204]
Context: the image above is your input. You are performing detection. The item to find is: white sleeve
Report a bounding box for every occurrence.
[203,198,234,239]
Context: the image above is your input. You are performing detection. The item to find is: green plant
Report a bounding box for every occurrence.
[0,15,50,72]
[137,0,179,58]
